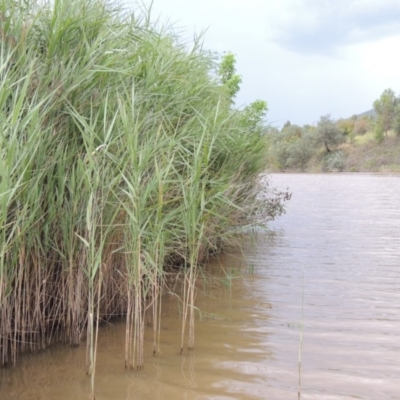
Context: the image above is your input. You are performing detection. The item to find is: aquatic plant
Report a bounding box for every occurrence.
[0,1,286,397]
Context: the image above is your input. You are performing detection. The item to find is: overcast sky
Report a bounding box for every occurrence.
[138,0,400,128]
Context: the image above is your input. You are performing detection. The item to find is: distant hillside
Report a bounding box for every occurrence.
[357,109,376,119]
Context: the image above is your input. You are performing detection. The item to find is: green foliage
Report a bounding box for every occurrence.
[268,124,313,170]
[323,151,345,172]
[0,0,283,368]
[218,52,242,101]
[242,99,268,134]
[282,120,291,131]
[286,133,314,171]
[373,88,398,137]
[265,86,400,172]
[336,118,354,137]
[393,104,400,137]
[314,114,345,152]
[374,124,385,142]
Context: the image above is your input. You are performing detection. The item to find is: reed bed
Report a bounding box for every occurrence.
[0,1,284,395]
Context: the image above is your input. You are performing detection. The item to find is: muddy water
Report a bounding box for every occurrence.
[1,173,400,400]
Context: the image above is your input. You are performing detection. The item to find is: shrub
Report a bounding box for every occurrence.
[323,151,345,172]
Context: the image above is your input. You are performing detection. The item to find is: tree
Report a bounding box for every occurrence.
[218,52,242,101]
[268,124,309,170]
[282,120,291,131]
[242,99,268,134]
[314,114,344,152]
[336,118,355,137]
[217,53,268,138]
[373,88,398,137]
[286,132,313,171]
[393,104,400,137]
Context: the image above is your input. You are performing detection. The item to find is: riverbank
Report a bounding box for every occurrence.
[342,135,400,172]
[267,132,400,173]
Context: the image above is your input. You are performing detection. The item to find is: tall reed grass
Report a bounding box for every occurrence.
[0,1,285,394]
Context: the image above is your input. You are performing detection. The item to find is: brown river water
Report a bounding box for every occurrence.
[1,173,400,400]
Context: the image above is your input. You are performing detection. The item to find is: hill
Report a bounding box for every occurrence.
[357,109,376,119]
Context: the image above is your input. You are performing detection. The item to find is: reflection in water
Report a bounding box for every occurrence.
[1,173,400,399]
[0,251,273,400]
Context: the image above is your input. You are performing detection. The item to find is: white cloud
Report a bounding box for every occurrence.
[265,0,400,54]
[134,0,400,127]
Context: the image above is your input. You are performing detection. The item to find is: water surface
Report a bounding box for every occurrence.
[1,173,399,399]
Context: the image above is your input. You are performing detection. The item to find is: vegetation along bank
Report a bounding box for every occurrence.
[266,88,400,172]
[0,2,290,393]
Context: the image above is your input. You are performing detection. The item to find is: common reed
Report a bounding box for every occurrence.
[0,0,286,397]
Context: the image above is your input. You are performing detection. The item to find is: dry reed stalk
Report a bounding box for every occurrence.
[125,284,132,369]
[180,264,189,354]
[188,270,197,350]
[151,278,161,356]
[90,272,102,400]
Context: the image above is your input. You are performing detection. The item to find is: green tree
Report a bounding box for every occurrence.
[218,52,242,101]
[314,114,344,152]
[374,124,384,142]
[286,132,313,171]
[242,99,268,134]
[269,124,305,169]
[373,88,397,137]
[282,120,291,131]
[393,103,400,137]
[218,54,268,136]
[336,117,354,137]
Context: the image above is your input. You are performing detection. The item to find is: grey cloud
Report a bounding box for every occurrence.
[272,1,400,55]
